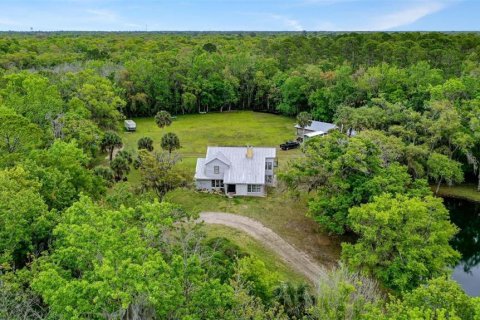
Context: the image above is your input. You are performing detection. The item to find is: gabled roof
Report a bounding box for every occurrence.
[195,146,276,185]
[295,121,337,133]
[205,151,231,166]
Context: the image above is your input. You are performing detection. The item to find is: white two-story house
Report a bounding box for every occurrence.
[194,146,277,196]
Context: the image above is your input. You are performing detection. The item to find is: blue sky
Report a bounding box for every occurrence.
[0,0,478,32]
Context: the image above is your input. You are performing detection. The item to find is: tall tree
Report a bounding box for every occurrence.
[0,106,42,166]
[161,132,181,154]
[100,131,123,161]
[296,111,313,139]
[0,166,53,269]
[154,110,172,130]
[0,72,63,128]
[110,155,131,181]
[427,153,464,194]
[342,194,459,291]
[135,150,184,199]
[137,137,154,151]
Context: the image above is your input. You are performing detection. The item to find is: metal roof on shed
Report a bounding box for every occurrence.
[295,121,337,133]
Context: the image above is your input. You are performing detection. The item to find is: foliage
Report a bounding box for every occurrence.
[427,153,464,194]
[100,131,123,161]
[161,132,181,154]
[0,272,50,320]
[110,154,131,181]
[274,282,314,319]
[0,106,43,166]
[154,110,172,129]
[0,166,53,269]
[0,72,63,128]
[235,256,280,303]
[342,194,460,291]
[93,165,114,186]
[309,265,383,320]
[25,140,104,211]
[383,277,477,320]
[60,111,102,158]
[75,74,125,130]
[280,131,430,234]
[137,136,154,151]
[29,196,287,319]
[135,149,185,199]
[296,111,313,137]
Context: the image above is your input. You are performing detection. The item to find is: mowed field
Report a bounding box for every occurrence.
[121,111,342,281]
[122,111,302,172]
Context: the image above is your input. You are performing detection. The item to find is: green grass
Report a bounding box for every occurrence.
[204,224,307,284]
[120,111,342,279]
[122,111,302,164]
[435,183,480,202]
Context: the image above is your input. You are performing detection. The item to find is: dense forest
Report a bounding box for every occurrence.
[2,32,480,319]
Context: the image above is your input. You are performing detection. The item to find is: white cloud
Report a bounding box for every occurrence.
[368,0,453,31]
[270,14,304,31]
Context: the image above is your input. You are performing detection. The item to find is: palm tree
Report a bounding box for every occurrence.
[154,110,172,131]
[137,137,154,151]
[273,282,314,319]
[100,131,123,161]
[110,156,131,181]
[296,112,313,140]
[161,132,181,154]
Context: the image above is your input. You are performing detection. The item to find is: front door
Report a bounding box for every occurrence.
[227,184,236,193]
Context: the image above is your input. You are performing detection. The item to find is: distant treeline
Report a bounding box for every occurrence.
[0,32,480,118]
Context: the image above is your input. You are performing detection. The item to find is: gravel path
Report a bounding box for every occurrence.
[199,212,327,285]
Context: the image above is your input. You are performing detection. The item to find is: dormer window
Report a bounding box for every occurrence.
[214,166,219,174]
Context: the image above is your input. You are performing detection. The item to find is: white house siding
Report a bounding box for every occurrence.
[196,180,212,190]
[205,159,228,178]
[234,184,265,197]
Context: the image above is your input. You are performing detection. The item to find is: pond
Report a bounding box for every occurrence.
[443,197,480,297]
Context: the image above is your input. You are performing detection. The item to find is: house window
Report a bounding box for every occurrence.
[247,184,262,193]
[211,180,224,188]
[265,162,272,170]
[265,175,273,184]
[214,166,220,174]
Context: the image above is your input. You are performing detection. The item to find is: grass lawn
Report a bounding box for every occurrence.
[121,111,303,185]
[204,224,307,284]
[121,110,302,163]
[120,111,342,276]
[435,183,480,202]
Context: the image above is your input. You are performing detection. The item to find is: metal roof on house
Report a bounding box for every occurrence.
[205,151,231,166]
[195,146,276,185]
[295,121,337,133]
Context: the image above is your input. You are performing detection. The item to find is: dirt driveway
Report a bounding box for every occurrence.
[199,212,327,285]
